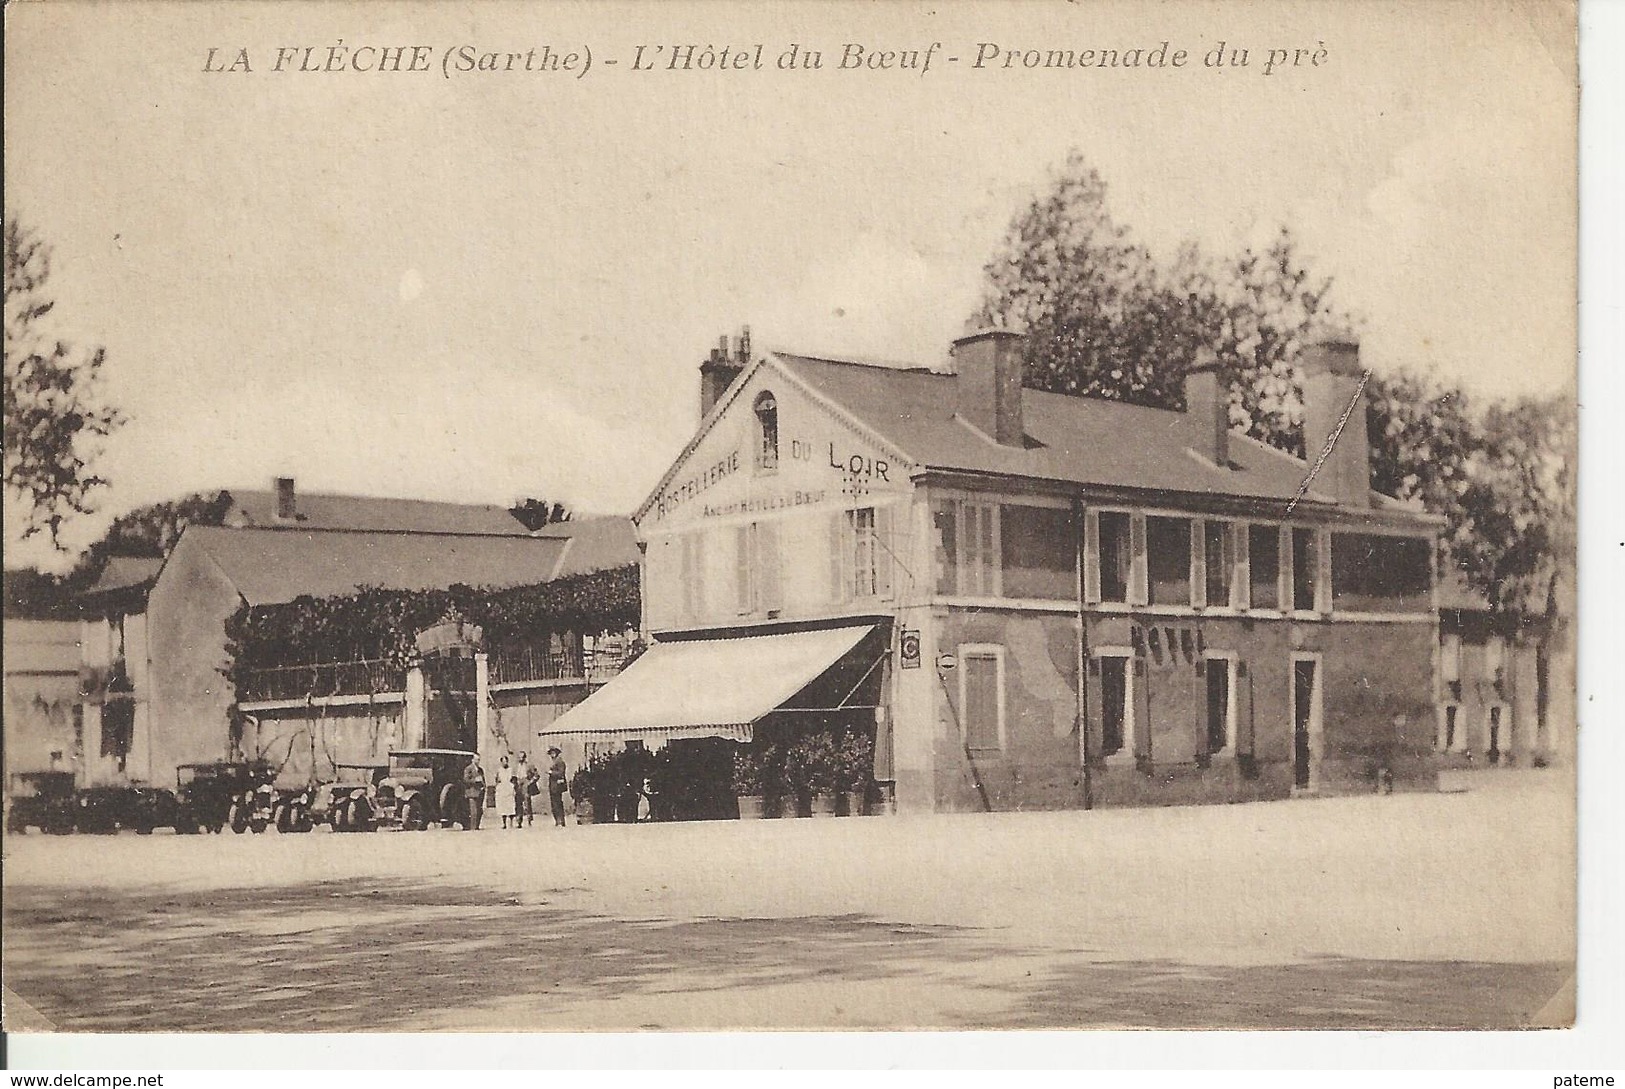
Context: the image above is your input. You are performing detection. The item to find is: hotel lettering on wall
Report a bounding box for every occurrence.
[646,388,909,529]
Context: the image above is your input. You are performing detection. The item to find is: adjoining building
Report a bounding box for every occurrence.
[2,619,83,780]
[546,330,1445,813]
[1435,571,1573,769]
[72,480,638,790]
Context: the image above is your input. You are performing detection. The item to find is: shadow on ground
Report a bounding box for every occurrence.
[3,881,1568,1031]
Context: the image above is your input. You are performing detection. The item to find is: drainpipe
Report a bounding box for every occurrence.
[1074,496,1093,811]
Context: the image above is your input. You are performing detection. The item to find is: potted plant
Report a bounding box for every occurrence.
[801,732,841,818]
[732,745,766,819]
[836,730,874,816]
[569,759,598,825]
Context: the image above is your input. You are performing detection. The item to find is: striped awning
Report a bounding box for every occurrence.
[537,624,875,745]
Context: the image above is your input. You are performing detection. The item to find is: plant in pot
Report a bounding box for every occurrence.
[801,731,841,818]
[835,730,874,816]
[731,745,766,819]
[569,758,600,825]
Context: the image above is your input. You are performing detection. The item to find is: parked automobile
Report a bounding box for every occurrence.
[175,761,276,834]
[373,749,477,830]
[324,761,389,832]
[5,771,77,835]
[73,784,181,834]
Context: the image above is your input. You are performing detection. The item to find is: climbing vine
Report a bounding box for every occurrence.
[223,564,641,693]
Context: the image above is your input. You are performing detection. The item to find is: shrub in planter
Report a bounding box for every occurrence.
[732,746,766,819]
[836,730,874,816]
[785,732,840,818]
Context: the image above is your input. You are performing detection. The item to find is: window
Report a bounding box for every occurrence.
[1331,533,1431,613]
[753,392,779,472]
[1204,521,1233,608]
[1204,658,1233,754]
[931,498,999,596]
[1098,654,1130,757]
[736,521,783,615]
[1001,504,1075,600]
[836,507,893,602]
[1098,511,1132,603]
[1248,524,1280,610]
[960,647,1004,752]
[848,507,892,599]
[1291,528,1319,612]
[1147,516,1193,606]
[101,699,134,774]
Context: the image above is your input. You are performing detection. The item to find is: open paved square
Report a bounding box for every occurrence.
[1,770,1573,1031]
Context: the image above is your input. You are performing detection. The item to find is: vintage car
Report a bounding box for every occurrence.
[5,771,77,835]
[175,760,276,834]
[373,749,477,831]
[73,783,182,835]
[323,761,390,832]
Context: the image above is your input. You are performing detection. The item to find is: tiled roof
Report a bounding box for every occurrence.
[179,526,573,606]
[777,352,1427,516]
[222,490,530,536]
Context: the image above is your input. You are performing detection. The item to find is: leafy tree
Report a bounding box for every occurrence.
[973,152,1343,455]
[979,153,1573,617]
[509,497,573,531]
[3,490,236,618]
[3,218,125,546]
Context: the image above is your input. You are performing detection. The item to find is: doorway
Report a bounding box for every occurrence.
[1291,655,1322,790]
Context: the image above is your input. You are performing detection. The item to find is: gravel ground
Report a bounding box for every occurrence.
[1,768,1574,1031]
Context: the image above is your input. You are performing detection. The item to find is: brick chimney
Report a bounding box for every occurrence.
[699,326,752,421]
[1184,350,1230,467]
[952,329,1026,447]
[274,477,297,521]
[1301,337,1371,507]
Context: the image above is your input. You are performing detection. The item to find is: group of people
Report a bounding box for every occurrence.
[460,747,568,831]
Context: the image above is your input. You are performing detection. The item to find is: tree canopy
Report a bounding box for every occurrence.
[3,218,125,547]
[508,497,573,531]
[976,152,1574,614]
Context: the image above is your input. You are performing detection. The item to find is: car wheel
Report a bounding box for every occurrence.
[250,817,268,834]
[135,823,155,835]
[229,802,249,834]
[401,795,427,831]
[272,803,290,833]
[349,796,373,832]
[290,804,313,833]
[333,798,351,832]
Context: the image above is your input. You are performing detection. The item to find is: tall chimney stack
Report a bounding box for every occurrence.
[952,329,1026,447]
[1184,349,1230,467]
[1300,337,1371,507]
[698,326,751,421]
[274,477,297,520]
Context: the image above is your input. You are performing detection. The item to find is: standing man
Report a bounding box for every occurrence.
[546,746,569,828]
[462,755,487,831]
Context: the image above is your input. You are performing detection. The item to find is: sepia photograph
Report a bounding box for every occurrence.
[2,0,1584,1048]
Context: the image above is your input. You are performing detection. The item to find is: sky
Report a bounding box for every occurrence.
[4,0,1576,569]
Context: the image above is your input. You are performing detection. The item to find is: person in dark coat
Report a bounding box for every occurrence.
[547,747,569,827]
[462,757,487,831]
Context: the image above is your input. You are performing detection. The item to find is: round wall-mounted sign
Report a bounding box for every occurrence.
[936,653,957,671]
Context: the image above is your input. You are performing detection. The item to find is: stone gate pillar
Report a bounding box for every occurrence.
[475,652,492,760]
[403,665,427,750]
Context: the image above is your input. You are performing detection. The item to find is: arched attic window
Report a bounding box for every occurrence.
[754,391,779,472]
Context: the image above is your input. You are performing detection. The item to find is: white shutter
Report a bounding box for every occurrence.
[1232,522,1250,610]
[1129,514,1148,606]
[1083,509,1101,604]
[759,521,783,612]
[1190,519,1207,609]
[875,505,895,600]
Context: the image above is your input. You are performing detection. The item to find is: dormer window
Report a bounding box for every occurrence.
[754,391,779,472]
